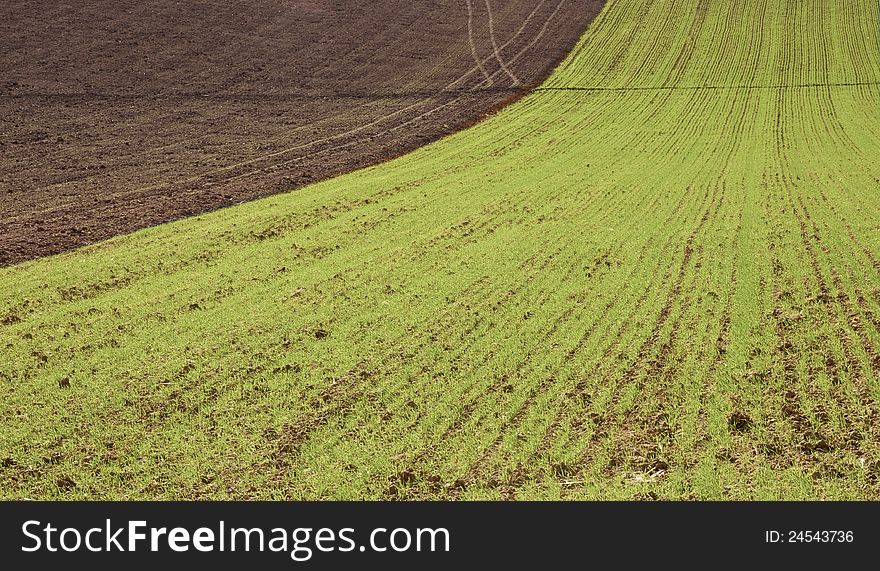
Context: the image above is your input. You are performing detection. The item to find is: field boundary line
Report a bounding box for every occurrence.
[534,81,880,92]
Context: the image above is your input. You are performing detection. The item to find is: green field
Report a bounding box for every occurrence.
[2,0,879,500]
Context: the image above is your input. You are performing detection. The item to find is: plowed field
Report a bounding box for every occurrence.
[0,0,602,265]
[1,0,879,500]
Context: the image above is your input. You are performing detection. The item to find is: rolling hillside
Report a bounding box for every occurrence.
[0,0,603,264]
[1,0,879,499]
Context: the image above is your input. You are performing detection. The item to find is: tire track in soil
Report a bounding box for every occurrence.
[11,1,547,189]
[445,0,549,91]
[484,0,522,87]
[471,0,570,92]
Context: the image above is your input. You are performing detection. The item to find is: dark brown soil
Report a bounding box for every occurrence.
[0,0,604,265]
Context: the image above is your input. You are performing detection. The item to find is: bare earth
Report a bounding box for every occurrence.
[0,0,604,265]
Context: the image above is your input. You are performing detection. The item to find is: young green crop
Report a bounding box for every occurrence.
[1,0,879,499]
